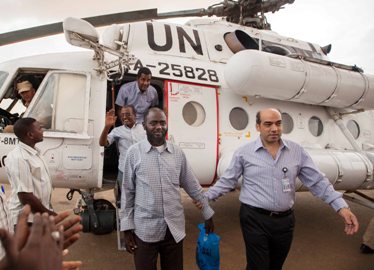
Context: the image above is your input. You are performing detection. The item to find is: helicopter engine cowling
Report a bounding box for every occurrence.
[224,50,374,110]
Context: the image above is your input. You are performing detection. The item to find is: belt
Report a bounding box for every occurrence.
[245,204,293,217]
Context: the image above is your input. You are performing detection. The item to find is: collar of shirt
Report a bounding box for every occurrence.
[124,123,138,130]
[253,136,289,152]
[142,139,174,154]
[18,141,39,156]
[135,82,148,95]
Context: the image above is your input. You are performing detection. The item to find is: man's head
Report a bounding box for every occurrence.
[16,75,36,107]
[120,105,136,128]
[143,107,167,146]
[137,67,152,93]
[256,108,282,145]
[14,117,43,147]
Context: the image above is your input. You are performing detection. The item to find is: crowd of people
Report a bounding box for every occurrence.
[0,66,372,270]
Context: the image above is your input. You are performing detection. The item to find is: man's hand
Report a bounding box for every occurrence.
[124,230,137,254]
[193,200,203,210]
[8,205,82,269]
[105,109,117,127]
[1,213,64,270]
[204,218,214,234]
[15,208,82,250]
[54,211,82,249]
[338,207,359,235]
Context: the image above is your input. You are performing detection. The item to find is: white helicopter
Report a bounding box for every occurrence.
[0,0,373,238]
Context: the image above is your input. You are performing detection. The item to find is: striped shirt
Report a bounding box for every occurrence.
[107,124,145,172]
[0,192,12,259]
[115,81,159,124]
[120,139,214,243]
[5,142,53,225]
[206,137,348,212]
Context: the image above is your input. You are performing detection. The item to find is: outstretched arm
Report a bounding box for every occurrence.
[99,109,117,146]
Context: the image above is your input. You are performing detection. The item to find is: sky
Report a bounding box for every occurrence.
[0,0,373,74]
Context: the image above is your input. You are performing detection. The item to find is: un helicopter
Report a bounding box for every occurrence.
[0,0,373,242]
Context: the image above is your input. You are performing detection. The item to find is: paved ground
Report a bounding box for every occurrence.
[50,188,374,270]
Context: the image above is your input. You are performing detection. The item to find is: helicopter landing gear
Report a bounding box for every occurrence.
[67,189,116,235]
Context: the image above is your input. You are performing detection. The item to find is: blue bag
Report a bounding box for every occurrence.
[196,223,220,270]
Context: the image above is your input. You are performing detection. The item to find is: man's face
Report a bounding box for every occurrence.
[137,73,151,92]
[256,109,282,145]
[29,121,44,143]
[120,107,136,128]
[19,88,36,106]
[143,109,167,146]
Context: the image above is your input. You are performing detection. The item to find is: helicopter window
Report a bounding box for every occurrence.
[182,101,205,127]
[281,113,294,134]
[308,116,323,137]
[347,120,360,139]
[27,72,88,133]
[0,71,8,89]
[229,107,249,131]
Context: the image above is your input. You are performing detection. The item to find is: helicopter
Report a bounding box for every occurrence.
[0,0,373,240]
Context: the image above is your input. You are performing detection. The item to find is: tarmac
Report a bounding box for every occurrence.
[51,188,374,270]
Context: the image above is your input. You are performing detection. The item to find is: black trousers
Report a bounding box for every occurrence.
[240,204,295,270]
[133,228,183,270]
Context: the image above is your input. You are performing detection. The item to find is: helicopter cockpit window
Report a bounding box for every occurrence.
[182,101,206,127]
[0,71,8,89]
[347,120,360,139]
[281,112,294,134]
[229,107,249,131]
[27,72,88,134]
[308,116,323,137]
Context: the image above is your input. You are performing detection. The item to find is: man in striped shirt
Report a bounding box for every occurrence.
[5,118,56,228]
[205,108,359,270]
[120,107,214,270]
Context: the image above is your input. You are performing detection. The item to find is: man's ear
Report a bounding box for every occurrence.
[256,124,260,132]
[26,130,34,140]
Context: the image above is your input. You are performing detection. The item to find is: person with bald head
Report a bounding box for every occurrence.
[205,108,359,270]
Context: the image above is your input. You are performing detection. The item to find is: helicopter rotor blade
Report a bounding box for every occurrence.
[0,8,157,46]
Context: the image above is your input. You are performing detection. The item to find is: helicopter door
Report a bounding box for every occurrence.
[165,81,218,185]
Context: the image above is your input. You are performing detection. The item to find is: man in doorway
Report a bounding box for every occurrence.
[99,105,145,203]
[205,108,359,270]
[3,75,38,133]
[16,75,37,108]
[5,118,56,228]
[120,107,214,270]
[115,67,158,124]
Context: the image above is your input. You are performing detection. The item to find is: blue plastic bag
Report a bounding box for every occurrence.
[196,223,220,270]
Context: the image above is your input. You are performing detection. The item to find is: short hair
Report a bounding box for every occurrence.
[256,108,282,125]
[122,105,136,115]
[137,67,152,78]
[143,107,164,123]
[16,75,37,88]
[13,117,37,140]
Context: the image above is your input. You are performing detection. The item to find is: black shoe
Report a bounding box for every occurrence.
[360,244,374,254]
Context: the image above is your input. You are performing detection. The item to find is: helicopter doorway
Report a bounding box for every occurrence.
[165,81,218,186]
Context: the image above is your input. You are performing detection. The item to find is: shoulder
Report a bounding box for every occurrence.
[127,139,146,155]
[148,85,158,94]
[283,139,303,150]
[119,81,136,92]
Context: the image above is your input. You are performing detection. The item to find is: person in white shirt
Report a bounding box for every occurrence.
[99,105,145,202]
[5,117,56,227]
[0,190,12,260]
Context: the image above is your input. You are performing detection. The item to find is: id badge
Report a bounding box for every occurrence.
[282,177,291,193]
